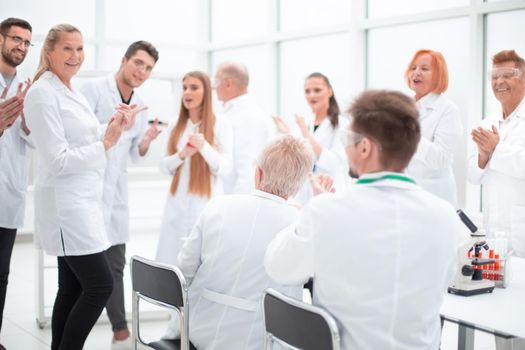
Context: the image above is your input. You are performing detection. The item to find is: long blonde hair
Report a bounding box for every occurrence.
[168,71,216,197]
[33,24,81,82]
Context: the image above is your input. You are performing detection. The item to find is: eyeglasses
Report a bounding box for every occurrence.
[2,34,33,48]
[340,128,364,147]
[212,77,224,88]
[489,67,523,81]
[340,128,384,151]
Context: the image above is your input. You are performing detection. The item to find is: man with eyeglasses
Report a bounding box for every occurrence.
[468,49,525,350]
[80,41,161,349]
[265,90,466,350]
[213,62,272,195]
[0,17,33,350]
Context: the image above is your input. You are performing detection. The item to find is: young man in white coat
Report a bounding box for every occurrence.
[164,136,313,349]
[80,41,161,348]
[214,61,272,194]
[0,17,33,349]
[265,90,467,350]
[468,49,525,350]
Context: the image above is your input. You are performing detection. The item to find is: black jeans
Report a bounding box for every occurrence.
[51,252,113,350]
[0,227,17,334]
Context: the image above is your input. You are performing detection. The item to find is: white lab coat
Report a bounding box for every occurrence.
[265,171,466,350]
[219,94,272,194]
[24,71,110,256]
[405,93,462,206]
[295,116,349,203]
[468,97,525,257]
[172,190,302,350]
[155,118,233,265]
[80,75,148,245]
[0,73,33,229]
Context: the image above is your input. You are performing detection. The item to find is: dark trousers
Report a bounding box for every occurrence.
[105,244,128,332]
[51,252,113,350]
[0,227,17,334]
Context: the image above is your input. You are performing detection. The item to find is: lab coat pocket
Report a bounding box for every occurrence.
[509,205,525,257]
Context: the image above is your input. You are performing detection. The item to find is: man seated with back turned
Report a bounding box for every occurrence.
[265,90,468,350]
[164,136,314,349]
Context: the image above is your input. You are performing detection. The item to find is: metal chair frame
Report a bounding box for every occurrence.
[262,288,340,350]
[130,255,191,350]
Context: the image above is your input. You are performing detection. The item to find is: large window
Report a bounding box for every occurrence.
[367,0,469,19]
[4,0,525,228]
[211,0,269,42]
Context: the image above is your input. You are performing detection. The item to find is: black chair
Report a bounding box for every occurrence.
[130,255,197,350]
[262,288,340,350]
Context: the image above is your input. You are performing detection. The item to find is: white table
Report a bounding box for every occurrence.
[440,257,525,349]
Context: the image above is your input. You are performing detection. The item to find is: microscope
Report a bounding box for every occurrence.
[448,210,495,296]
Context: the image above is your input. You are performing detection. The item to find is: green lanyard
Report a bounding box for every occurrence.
[355,174,416,185]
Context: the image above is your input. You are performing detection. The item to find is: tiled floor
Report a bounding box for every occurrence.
[1,232,497,349]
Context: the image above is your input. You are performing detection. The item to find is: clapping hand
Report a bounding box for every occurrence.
[310,174,335,196]
[272,115,291,134]
[116,103,148,130]
[471,125,499,156]
[188,133,205,150]
[295,114,310,138]
[0,88,24,133]
[143,117,162,143]
[103,109,131,150]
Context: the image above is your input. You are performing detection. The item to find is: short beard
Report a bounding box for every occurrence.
[348,168,359,179]
[1,47,25,68]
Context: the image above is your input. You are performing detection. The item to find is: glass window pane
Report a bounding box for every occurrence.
[279,34,354,129]
[485,9,525,116]
[367,0,469,19]
[1,0,96,38]
[211,0,269,42]
[105,0,201,45]
[367,18,469,205]
[211,46,272,116]
[280,0,351,33]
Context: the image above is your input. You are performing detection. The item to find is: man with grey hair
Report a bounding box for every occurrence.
[162,136,313,349]
[214,61,272,194]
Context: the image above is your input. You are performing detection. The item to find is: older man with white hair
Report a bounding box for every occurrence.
[214,61,272,194]
[163,136,313,350]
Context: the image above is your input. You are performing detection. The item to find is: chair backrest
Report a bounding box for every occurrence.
[131,255,186,308]
[263,288,340,350]
[130,255,190,350]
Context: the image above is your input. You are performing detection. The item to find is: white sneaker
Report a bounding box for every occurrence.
[111,336,132,350]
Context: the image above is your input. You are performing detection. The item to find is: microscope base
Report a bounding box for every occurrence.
[448,283,495,296]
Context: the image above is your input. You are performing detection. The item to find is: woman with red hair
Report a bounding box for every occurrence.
[156,71,233,266]
[404,49,462,205]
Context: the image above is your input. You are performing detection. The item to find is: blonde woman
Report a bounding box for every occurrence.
[156,71,233,265]
[23,24,138,350]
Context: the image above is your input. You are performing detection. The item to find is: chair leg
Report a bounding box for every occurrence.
[264,333,273,350]
[132,292,139,350]
[180,310,189,350]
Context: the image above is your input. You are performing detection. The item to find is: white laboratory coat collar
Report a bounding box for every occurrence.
[416,92,440,111]
[0,71,19,91]
[251,189,288,204]
[222,93,250,113]
[497,95,525,123]
[107,73,119,94]
[42,71,93,114]
[357,171,418,189]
